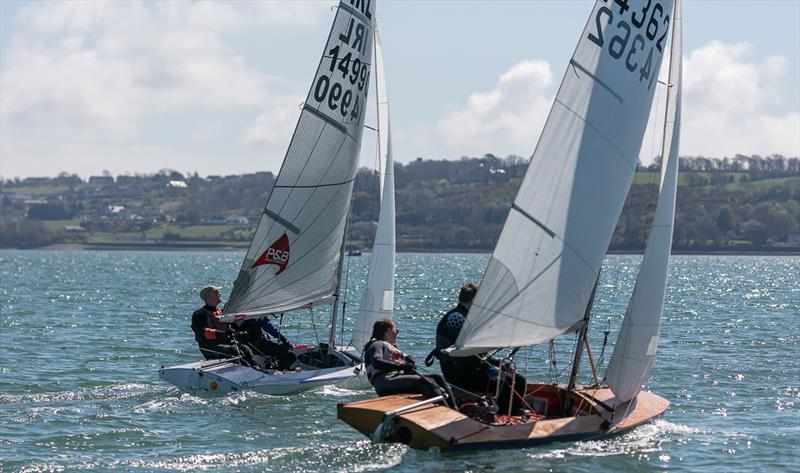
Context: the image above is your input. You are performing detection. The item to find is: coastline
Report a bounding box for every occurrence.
[3,242,798,256]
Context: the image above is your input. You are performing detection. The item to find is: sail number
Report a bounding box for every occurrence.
[589,0,671,89]
[312,16,371,122]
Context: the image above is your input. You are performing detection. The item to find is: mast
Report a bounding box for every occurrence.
[328,211,350,348]
[567,275,599,391]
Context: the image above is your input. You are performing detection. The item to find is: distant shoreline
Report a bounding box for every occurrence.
[2,242,798,256]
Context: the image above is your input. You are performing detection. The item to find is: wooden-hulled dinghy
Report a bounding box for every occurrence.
[339,0,683,450]
[338,385,668,451]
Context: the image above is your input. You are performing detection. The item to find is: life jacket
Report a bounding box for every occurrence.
[424,305,468,366]
[201,306,228,342]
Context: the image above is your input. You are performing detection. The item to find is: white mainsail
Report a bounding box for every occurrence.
[453,0,674,355]
[352,22,396,353]
[223,0,376,320]
[606,0,682,403]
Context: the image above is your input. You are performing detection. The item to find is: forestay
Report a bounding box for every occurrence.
[352,23,396,353]
[222,0,375,321]
[453,0,674,355]
[606,0,681,403]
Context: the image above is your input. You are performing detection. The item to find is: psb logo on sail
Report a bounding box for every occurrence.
[251,233,291,275]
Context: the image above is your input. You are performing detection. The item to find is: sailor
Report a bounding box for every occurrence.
[191,285,255,366]
[430,283,527,415]
[364,318,457,409]
[236,316,297,370]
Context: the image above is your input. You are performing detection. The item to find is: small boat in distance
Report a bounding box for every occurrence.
[339,0,682,450]
[159,0,379,395]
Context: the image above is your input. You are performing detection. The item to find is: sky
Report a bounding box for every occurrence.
[1,0,798,179]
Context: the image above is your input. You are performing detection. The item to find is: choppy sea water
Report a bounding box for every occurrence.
[0,251,798,472]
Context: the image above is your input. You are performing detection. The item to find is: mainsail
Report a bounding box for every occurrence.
[606,0,682,403]
[223,0,376,320]
[453,0,674,355]
[352,22,396,353]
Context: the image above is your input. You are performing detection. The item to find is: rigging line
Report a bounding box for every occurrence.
[309,306,320,345]
[340,203,356,347]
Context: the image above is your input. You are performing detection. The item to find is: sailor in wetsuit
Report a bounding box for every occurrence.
[431,283,527,415]
[191,285,255,365]
[364,318,457,409]
[237,317,296,370]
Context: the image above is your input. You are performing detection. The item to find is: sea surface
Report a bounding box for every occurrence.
[1,251,798,472]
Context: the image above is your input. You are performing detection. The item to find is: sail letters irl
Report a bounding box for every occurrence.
[252,233,290,275]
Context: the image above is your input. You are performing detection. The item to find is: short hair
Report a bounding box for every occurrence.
[369,318,395,342]
[458,283,478,304]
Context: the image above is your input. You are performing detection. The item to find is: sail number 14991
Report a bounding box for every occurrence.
[588,0,671,90]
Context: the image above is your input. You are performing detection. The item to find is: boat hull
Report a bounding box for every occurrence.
[337,384,668,451]
[159,346,369,395]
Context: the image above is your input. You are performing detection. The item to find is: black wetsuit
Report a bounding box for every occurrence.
[190,305,254,364]
[435,304,527,414]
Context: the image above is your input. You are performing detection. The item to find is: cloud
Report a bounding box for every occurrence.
[423,40,798,164]
[435,59,554,157]
[0,1,331,177]
[242,95,304,150]
[681,40,799,158]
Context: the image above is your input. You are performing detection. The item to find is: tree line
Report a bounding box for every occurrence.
[1,154,798,250]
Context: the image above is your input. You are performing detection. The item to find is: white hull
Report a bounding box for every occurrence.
[159,346,369,395]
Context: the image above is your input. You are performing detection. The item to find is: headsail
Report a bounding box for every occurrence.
[606,0,682,403]
[352,22,396,353]
[453,0,674,355]
[222,0,376,321]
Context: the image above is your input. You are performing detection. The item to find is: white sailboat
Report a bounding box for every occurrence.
[339,0,682,450]
[351,21,396,355]
[159,0,379,395]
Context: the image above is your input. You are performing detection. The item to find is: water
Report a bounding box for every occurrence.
[1,251,798,472]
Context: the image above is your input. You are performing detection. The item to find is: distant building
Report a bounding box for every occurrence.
[63,226,86,233]
[224,216,249,225]
[167,180,187,188]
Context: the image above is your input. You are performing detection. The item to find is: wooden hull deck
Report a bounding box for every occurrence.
[337,384,669,451]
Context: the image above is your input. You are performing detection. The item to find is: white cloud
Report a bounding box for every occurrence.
[416,40,798,164]
[0,1,330,177]
[242,95,304,150]
[435,60,554,157]
[681,40,799,158]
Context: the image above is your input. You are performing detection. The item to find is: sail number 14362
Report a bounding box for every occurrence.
[588,0,671,89]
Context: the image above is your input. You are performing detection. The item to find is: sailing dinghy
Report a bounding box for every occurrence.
[159,0,379,396]
[339,0,683,449]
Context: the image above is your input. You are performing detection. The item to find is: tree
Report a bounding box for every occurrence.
[715,205,735,234]
[741,220,768,245]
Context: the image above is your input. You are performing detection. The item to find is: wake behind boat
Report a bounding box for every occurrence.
[339,0,682,449]
[160,0,381,395]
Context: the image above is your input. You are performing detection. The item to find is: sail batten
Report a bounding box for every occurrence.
[606,0,682,403]
[352,21,396,353]
[222,0,376,321]
[452,0,674,355]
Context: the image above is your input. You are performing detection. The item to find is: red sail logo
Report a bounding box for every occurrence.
[252,233,290,275]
